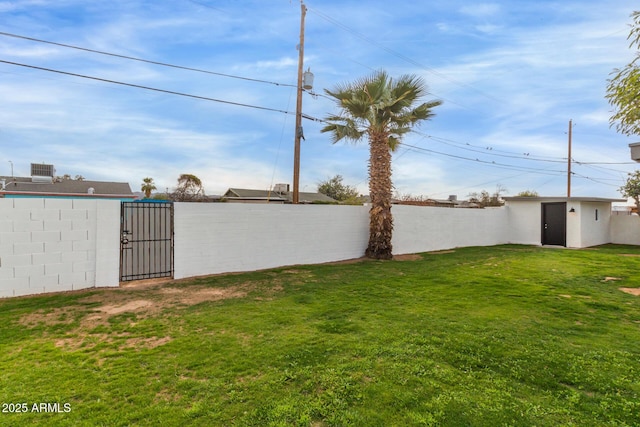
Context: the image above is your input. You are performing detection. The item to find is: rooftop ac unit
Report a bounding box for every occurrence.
[273,183,290,194]
[31,175,53,183]
[31,163,55,177]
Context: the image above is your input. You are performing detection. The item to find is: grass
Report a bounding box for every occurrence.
[1,244,640,426]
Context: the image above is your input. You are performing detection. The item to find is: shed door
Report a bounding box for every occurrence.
[541,202,566,246]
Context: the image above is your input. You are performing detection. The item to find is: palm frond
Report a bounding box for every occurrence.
[320,120,365,144]
[323,70,442,149]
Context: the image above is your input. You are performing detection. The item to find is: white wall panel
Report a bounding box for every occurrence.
[0,198,120,298]
[392,205,510,254]
[611,214,640,245]
[174,203,369,279]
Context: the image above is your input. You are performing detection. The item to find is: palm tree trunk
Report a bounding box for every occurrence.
[365,131,393,260]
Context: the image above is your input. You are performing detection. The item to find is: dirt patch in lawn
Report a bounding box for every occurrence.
[620,287,640,296]
[393,254,423,261]
[320,257,369,266]
[119,277,173,289]
[54,333,172,352]
[100,300,154,315]
[19,307,78,328]
[157,285,250,305]
[20,281,259,329]
[427,250,456,255]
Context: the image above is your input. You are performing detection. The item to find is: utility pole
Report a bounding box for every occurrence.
[567,119,572,198]
[292,1,306,204]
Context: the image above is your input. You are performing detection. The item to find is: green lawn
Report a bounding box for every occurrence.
[1,245,640,426]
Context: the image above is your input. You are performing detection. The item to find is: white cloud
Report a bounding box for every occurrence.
[459,4,501,19]
[255,57,297,71]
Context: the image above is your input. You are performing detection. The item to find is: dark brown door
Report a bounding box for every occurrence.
[541,202,566,246]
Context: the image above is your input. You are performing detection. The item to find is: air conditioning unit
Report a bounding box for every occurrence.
[31,163,55,183]
[273,183,290,194]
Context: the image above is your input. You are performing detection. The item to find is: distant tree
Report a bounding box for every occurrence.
[468,185,507,207]
[606,11,640,136]
[394,192,432,206]
[516,190,539,197]
[172,174,204,201]
[322,71,442,259]
[141,177,157,199]
[620,170,640,207]
[396,192,427,202]
[55,174,84,181]
[317,175,359,202]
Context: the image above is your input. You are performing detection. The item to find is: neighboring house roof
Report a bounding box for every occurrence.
[295,192,337,203]
[393,197,481,208]
[503,197,626,203]
[223,188,336,204]
[224,188,284,198]
[0,176,134,199]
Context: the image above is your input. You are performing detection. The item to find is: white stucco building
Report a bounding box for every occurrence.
[505,197,626,248]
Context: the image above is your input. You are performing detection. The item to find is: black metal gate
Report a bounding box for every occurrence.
[120,202,174,282]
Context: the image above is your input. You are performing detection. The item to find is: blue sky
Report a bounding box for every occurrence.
[0,0,638,199]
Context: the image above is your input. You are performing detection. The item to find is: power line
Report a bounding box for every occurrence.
[312,111,622,174]
[574,162,631,177]
[0,31,297,88]
[572,172,622,187]
[574,160,636,165]
[421,132,565,161]
[0,59,322,119]
[415,131,636,168]
[397,141,565,175]
[415,131,567,163]
[425,170,540,199]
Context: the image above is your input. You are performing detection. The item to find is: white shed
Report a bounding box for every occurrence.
[504,197,626,248]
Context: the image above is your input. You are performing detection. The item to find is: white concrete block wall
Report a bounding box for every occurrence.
[174,203,514,280]
[95,201,121,288]
[0,198,120,298]
[173,203,370,279]
[611,214,640,245]
[505,200,542,245]
[4,197,639,299]
[392,205,510,254]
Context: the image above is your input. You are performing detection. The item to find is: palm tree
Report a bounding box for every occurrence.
[141,177,157,199]
[322,71,442,259]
